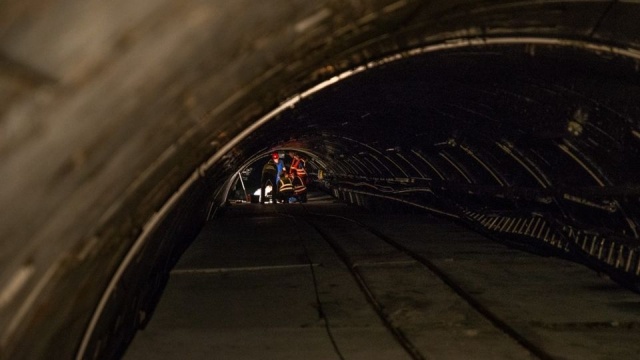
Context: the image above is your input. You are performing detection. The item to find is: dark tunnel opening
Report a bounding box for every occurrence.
[2,1,640,358]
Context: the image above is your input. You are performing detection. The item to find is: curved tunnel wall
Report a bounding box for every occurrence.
[1,1,640,358]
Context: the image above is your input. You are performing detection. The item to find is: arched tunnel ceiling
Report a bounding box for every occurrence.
[1,0,640,358]
[236,41,640,238]
[250,43,640,185]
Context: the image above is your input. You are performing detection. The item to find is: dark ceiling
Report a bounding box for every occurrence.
[242,44,640,227]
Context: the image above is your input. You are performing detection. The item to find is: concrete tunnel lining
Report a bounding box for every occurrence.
[1,0,640,358]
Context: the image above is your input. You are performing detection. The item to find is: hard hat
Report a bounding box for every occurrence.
[271,152,279,160]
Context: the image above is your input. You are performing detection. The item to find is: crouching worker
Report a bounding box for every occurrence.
[291,169,307,203]
[277,171,294,203]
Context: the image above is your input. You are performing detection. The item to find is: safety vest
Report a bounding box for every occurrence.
[290,157,307,177]
[278,177,293,194]
[295,166,307,177]
[292,176,306,195]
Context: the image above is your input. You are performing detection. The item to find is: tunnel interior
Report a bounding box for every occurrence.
[235,41,640,279]
[2,1,640,359]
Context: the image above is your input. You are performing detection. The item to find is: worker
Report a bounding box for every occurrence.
[292,172,307,203]
[261,152,282,203]
[277,170,294,203]
[287,151,308,203]
[288,151,307,179]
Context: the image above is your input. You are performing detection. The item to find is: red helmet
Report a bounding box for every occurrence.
[271,152,279,160]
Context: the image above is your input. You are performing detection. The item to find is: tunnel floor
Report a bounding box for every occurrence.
[123,193,640,360]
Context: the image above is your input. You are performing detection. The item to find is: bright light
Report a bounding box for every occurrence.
[253,185,272,196]
[253,186,272,202]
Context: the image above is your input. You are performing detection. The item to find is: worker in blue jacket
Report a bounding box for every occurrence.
[261,152,284,203]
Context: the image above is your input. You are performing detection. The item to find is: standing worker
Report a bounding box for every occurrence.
[288,151,308,202]
[288,151,307,182]
[261,152,282,204]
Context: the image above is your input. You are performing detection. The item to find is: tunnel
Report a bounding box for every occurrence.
[1,0,640,358]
